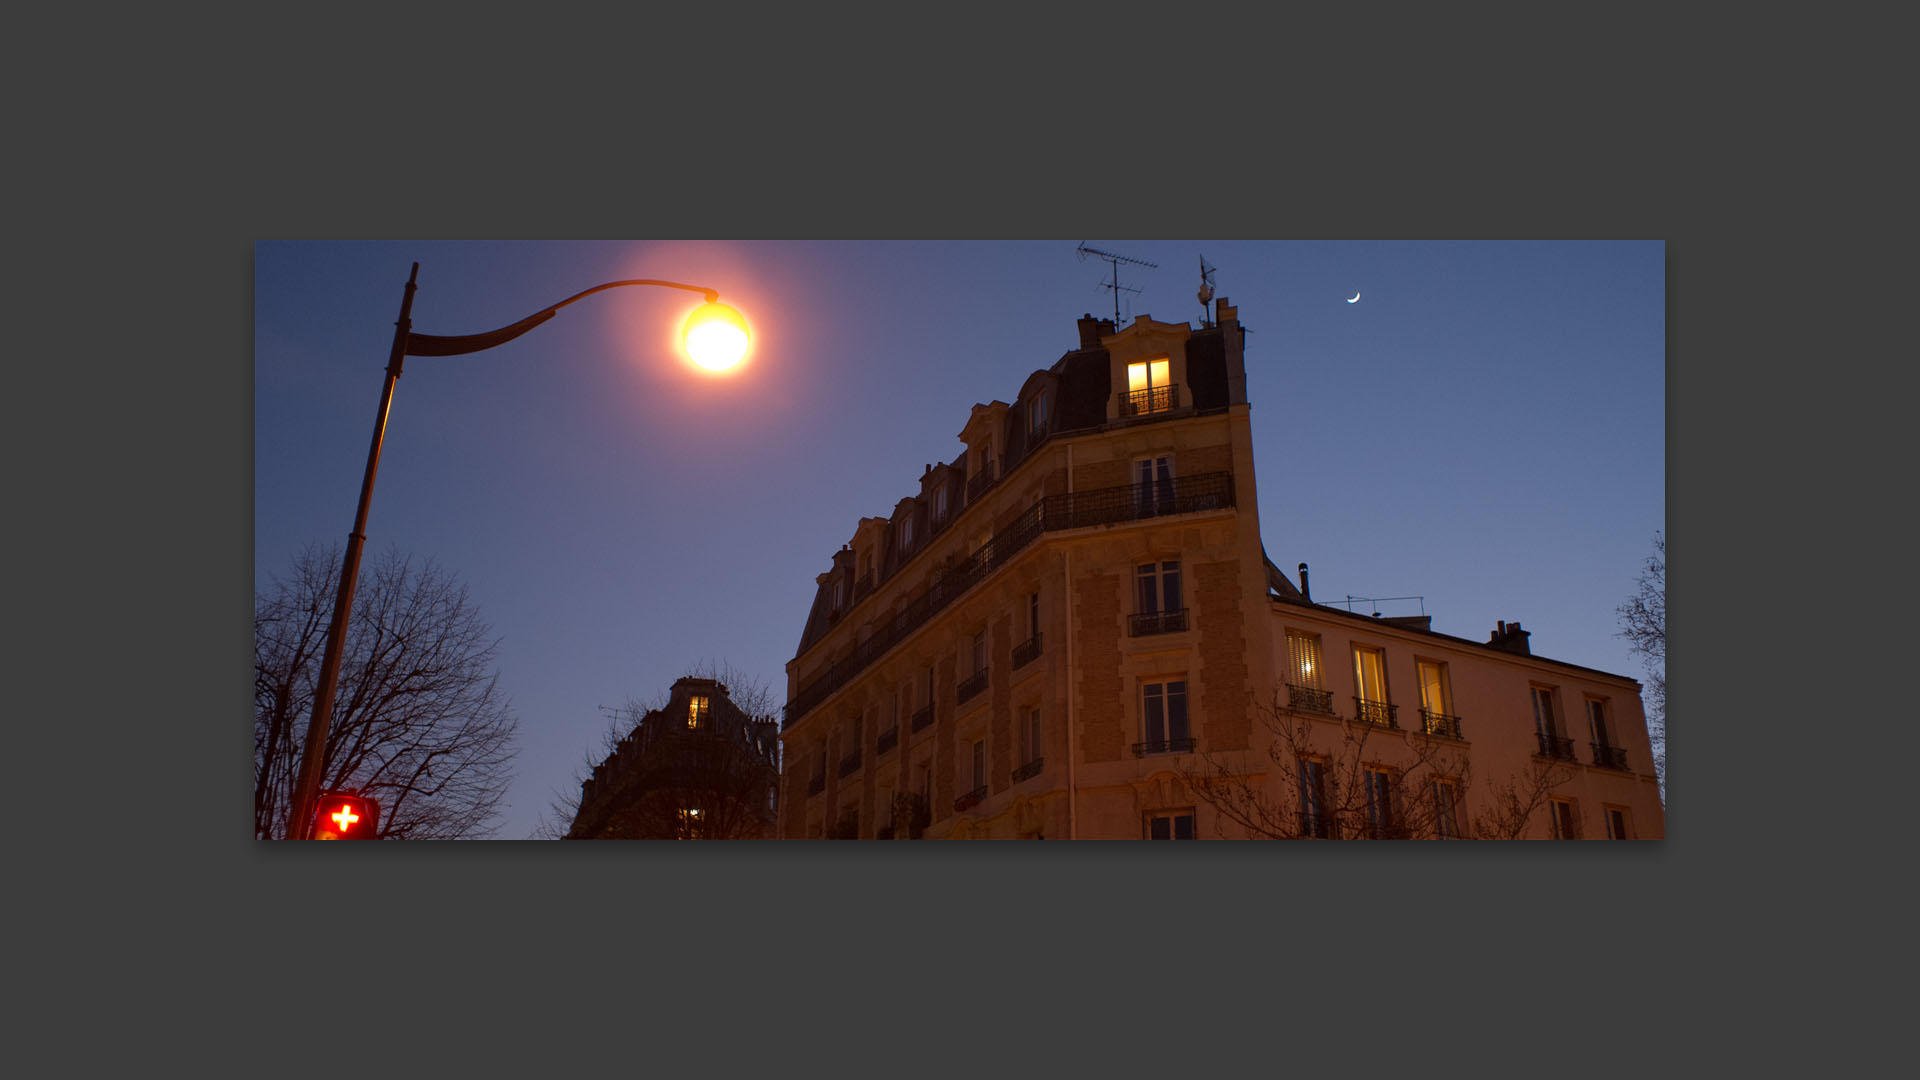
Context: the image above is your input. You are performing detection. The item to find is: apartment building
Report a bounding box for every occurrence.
[568,676,781,839]
[778,298,1663,839]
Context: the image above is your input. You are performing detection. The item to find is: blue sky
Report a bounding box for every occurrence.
[254,239,1664,839]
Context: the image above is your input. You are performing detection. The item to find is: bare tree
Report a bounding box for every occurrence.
[1186,693,1573,840]
[256,544,519,839]
[1616,531,1665,799]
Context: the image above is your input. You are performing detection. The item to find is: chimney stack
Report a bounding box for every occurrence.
[1488,620,1532,655]
[1297,563,1311,602]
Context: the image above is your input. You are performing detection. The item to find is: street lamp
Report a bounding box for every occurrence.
[285,262,751,839]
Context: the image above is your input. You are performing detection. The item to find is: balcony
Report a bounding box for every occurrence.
[1119,384,1179,417]
[838,748,862,777]
[1591,742,1629,771]
[966,463,998,503]
[877,725,899,755]
[807,774,825,798]
[910,703,935,733]
[1420,709,1464,739]
[1287,684,1335,715]
[1354,698,1399,729]
[1011,757,1043,783]
[1129,609,1189,637]
[956,668,989,705]
[954,785,987,812]
[784,472,1234,728]
[1132,738,1197,757]
[1537,733,1577,760]
[1012,633,1043,670]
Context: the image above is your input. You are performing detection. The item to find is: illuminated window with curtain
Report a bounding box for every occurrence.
[1416,660,1459,738]
[687,695,710,730]
[1352,645,1395,727]
[1123,358,1174,416]
[1285,631,1332,713]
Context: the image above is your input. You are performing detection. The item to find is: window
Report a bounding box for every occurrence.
[933,486,948,523]
[970,629,987,676]
[1138,679,1190,754]
[1364,767,1395,838]
[1028,591,1041,640]
[676,807,705,839]
[1133,560,1185,635]
[1604,806,1630,840]
[1146,810,1196,840]
[687,695,710,730]
[1550,798,1579,839]
[858,548,873,585]
[899,514,914,552]
[1134,454,1174,515]
[832,577,845,611]
[1417,660,1458,737]
[1432,779,1461,839]
[1534,686,1572,759]
[1353,645,1393,726]
[1124,359,1173,415]
[1298,758,1332,838]
[1587,699,1612,747]
[1286,631,1324,689]
[1028,389,1048,433]
[1026,707,1042,762]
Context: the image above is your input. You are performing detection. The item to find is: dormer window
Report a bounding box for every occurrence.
[1028,389,1048,434]
[832,577,846,611]
[899,515,915,552]
[688,695,710,729]
[933,486,948,523]
[1123,359,1174,416]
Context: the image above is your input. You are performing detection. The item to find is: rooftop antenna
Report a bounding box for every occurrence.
[1076,242,1157,327]
[1196,255,1217,326]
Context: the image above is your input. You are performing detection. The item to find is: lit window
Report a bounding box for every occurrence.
[677,807,705,839]
[1417,661,1452,716]
[1146,809,1195,840]
[687,695,710,729]
[1287,631,1324,690]
[1124,359,1173,415]
[1353,646,1392,725]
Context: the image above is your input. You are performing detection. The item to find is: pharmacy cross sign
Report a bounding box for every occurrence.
[331,804,360,832]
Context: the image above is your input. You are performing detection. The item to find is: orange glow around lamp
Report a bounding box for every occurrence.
[286,264,749,839]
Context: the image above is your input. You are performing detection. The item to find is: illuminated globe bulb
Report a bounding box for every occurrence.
[683,301,750,371]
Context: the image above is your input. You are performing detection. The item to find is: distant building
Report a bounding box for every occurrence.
[568,676,781,839]
[778,298,1663,839]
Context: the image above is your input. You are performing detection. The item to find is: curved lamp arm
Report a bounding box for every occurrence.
[404,279,722,357]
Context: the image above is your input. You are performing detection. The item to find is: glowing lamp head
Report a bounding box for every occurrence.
[312,792,380,840]
[682,301,750,371]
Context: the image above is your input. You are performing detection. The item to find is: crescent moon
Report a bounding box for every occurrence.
[1347,292,1361,303]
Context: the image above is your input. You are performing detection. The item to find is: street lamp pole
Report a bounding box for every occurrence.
[284,263,748,839]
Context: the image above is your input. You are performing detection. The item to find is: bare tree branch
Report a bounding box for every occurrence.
[1616,531,1665,800]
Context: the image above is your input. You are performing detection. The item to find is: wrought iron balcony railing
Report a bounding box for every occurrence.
[1591,742,1629,770]
[1119,384,1179,417]
[956,668,989,705]
[1287,684,1335,714]
[1537,733,1577,760]
[876,725,898,755]
[910,703,935,733]
[1420,709,1464,739]
[1355,698,1399,728]
[1129,609,1189,637]
[954,785,987,812]
[1012,633,1042,669]
[1011,757,1043,783]
[1297,810,1336,839]
[807,774,825,797]
[966,463,998,503]
[784,472,1234,727]
[838,749,862,777]
[1132,738,1197,757]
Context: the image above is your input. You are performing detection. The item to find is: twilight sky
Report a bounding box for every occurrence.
[253,239,1664,839]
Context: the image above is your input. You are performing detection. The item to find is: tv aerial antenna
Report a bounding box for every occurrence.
[1196,255,1218,325]
[1076,242,1157,327]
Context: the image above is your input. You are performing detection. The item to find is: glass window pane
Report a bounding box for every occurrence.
[1174,814,1194,840]
[1150,816,1170,840]
[1144,684,1166,742]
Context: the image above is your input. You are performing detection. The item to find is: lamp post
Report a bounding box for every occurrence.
[285,262,750,839]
